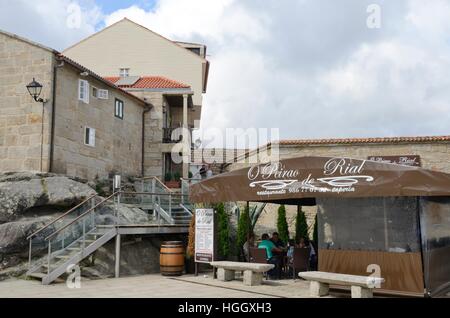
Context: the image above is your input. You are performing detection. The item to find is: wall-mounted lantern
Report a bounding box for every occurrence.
[26,78,46,103]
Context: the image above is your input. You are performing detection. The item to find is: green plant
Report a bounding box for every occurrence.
[295,206,309,242]
[187,213,195,259]
[164,172,172,182]
[237,205,251,253]
[188,171,193,179]
[216,203,230,258]
[277,205,289,243]
[95,183,106,197]
[173,171,181,181]
[313,213,318,244]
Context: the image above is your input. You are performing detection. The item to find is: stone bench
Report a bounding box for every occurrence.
[210,261,275,286]
[298,271,385,298]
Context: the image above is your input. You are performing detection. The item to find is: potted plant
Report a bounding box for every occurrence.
[164,172,179,188]
[170,171,181,188]
[185,213,196,274]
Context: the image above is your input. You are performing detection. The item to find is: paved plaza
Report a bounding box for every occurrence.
[0,274,340,298]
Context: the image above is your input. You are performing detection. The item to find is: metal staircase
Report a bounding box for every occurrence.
[26,193,120,285]
[129,176,193,225]
[26,178,195,285]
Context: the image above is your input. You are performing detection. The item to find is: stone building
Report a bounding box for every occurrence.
[104,76,195,178]
[1,19,209,181]
[226,136,450,238]
[0,29,150,179]
[63,18,210,179]
[190,148,248,178]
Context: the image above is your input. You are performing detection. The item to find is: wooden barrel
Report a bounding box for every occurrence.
[160,241,185,276]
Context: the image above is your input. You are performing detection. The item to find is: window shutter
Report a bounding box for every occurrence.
[85,127,90,145]
[89,128,96,147]
[79,80,85,101]
[79,80,89,103]
[84,81,89,104]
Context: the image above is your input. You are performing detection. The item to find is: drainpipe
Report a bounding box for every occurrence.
[48,59,65,173]
[141,103,152,177]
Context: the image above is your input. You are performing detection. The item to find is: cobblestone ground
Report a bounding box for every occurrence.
[0,274,339,298]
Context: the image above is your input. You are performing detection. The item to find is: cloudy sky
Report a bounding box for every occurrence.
[1,0,450,147]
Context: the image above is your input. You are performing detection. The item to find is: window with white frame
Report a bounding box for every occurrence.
[78,79,89,104]
[119,68,130,77]
[98,89,109,99]
[115,98,124,119]
[92,87,109,100]
[84,127,95,147]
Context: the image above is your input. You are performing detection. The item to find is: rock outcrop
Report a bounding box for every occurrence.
[96,203,152,225]
[0,216,55,255]
[0,172,96,223]
[0,172,96,279]
[81,234,187,279]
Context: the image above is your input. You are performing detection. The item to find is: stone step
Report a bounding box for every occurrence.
[28,272,46,279]
[56,255,72,259]
[28,272,65,283]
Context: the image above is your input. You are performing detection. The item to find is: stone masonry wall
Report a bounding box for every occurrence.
[228,141,450,240]
[131,91,165,178]
[0,32,54,172]
[229,142,450,173]
[52,64,144,180]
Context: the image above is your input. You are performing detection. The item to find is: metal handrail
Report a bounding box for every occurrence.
[135,176,158,181]
[121,191,187,196]
[180,203,193,216]
[27,193,98,240]
[153,176,173,192]
[135,176,173,192]
[154,202,174,225]
[44,192,118,241]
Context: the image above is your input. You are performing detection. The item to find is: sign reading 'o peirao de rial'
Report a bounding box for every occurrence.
[248,158,374,196]
[189,156,450,204]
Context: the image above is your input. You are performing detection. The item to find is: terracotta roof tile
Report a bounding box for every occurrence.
[104,76,190,89]
[227,135,450,165]
[57,54,148,106]
[273,135,450,146]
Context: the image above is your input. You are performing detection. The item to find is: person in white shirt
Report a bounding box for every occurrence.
[206,166,213,178]
[242,233,255,262]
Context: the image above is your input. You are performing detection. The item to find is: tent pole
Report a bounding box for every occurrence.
[383,198,389,251]
[247,201,250,241]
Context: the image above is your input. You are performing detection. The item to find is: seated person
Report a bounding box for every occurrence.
[258,233,284,279]
[242,233,255,262]
[270,232,285,248]
[286,239,296,265]
[298,237,317,270]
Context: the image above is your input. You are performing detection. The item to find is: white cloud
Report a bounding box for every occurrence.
[104,0,268,45]
[406,0,450,45]
[0,0,102,50]
[2,0,450,145]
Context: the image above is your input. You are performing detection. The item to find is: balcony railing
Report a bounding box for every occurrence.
[163,127,182,143]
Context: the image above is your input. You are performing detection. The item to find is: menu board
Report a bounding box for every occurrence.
[195,209,215,263]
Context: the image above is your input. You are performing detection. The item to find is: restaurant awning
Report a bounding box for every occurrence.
[189,156,450,204]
